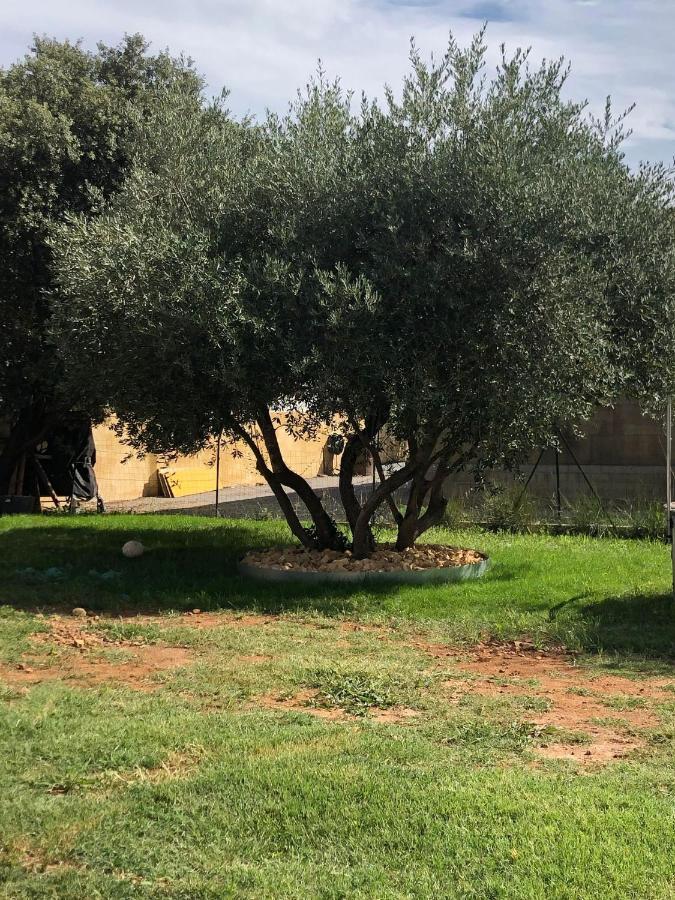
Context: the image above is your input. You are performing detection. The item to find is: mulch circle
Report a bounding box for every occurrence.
[239,544,491,584]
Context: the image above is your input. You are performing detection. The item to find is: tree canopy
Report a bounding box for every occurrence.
[0,34,203,494]
[52,32,675,555]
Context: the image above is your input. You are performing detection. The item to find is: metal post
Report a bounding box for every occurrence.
[667,398,672,539]
[555,448,561,520]
[514,447,545,511]
[666,399,673,595]
[215,431,221,519]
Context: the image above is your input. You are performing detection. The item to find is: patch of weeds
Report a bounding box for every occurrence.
[617,499,667,540]
[441,498,468,529]
[442,719,535,753]
[567,686,595,697]
[93,622,162,644]
[486,675,540,688]
[568,496,609,537]
[647,729,675,746]
[0,683,27,702]
[306,670,405,716]
[602,695,648,711]
[533,725,592,746]
[589,716,635,731]
[86,648,138,664]
[442,670,478,682]
[480,484,540,534]
[512,695,552,713]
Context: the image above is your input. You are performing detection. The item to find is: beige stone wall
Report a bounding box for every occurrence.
[162,415,334,497]
[91,413,334,501]
[86,401,667,503]
[92,422,159,502]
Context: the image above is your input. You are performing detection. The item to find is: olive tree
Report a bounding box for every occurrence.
[54,33,675,557]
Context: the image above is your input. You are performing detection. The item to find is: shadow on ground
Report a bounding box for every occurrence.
[1,518,674,661]
[570,591,675,658]
[0,520,400,618]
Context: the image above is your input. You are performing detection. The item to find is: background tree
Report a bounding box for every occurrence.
[53,34,675,557]
[0,34,202,495]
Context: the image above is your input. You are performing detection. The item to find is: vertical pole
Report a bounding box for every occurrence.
[667,398,672,539]
[215,431,221,519]
[666,399,673,595]
[555,447,561,520]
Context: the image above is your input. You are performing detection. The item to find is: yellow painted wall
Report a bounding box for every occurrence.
[90,414,335,501]
[163,414,334,497]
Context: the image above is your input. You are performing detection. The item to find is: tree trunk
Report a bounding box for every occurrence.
[350,457,421,558]
[255,410,344,550]
[338,409,396,556]
[339,432,371,540]
[230,421,314,548]
[395,466,450,550]
[395,450,470,550]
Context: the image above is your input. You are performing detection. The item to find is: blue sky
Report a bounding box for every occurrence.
[1,0,673,168]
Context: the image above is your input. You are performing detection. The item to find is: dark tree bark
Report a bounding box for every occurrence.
[231,421,314,548]
[394,444,474,550]
[351,456,421,558]
[395,459,451,550]
[255,410,344,550]
[338,431,363,535]
[233,411,469,560]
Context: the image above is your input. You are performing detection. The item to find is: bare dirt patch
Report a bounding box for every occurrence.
[164,612,275,630]
[0,616,193,691]
[242,543,486,574]
[435,640,672,763]
[370,706,419,724]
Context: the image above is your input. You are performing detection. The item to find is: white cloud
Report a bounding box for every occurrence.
[1,0,673,166]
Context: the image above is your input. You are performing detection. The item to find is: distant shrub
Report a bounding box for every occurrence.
[480,484,539,533]
[568,495,608,536]
[618,499,666,540]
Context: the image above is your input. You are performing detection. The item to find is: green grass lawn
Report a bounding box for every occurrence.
[1,514,674,898]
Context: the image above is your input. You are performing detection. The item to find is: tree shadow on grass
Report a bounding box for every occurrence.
[557,591,675,660]
[0,520,407,618]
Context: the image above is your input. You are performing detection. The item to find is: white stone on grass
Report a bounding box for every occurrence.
[122,540,145,559]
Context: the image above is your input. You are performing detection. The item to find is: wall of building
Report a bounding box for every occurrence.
[92,422,159,502]
[442,400,667,504]
[82,401,669,505]
[90,413,336,502]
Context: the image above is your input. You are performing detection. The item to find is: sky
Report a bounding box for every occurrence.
[1,0,673,169]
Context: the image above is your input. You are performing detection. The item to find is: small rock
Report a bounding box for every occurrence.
[72,607,87,618]
[122,540,144,559]
[192,608,201,615]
